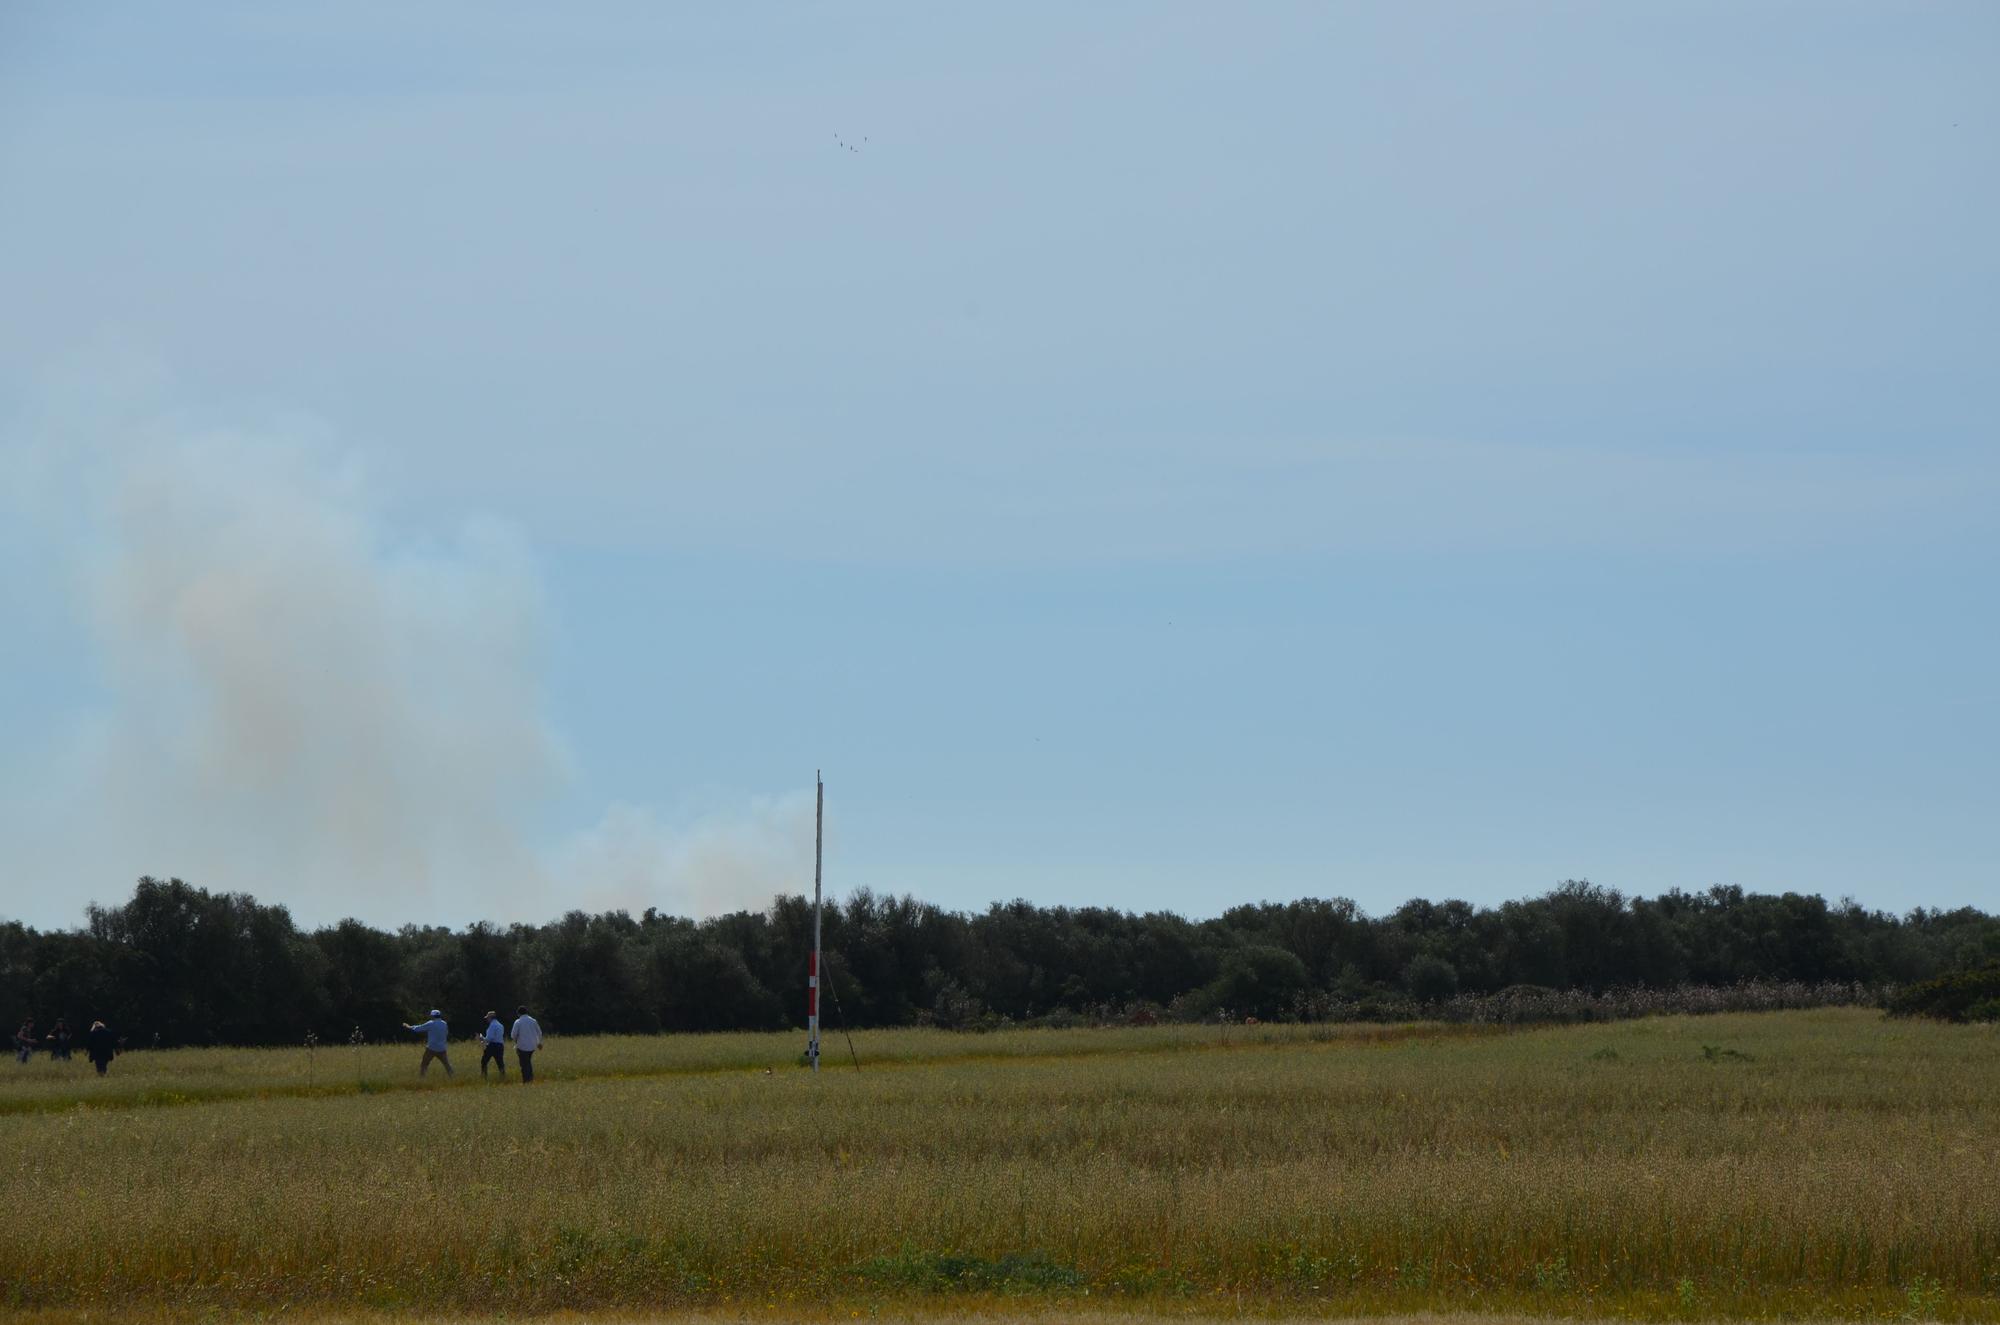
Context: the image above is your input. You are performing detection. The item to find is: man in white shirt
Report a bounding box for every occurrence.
[509,1005,543,1084]
[479,1010,507,1079]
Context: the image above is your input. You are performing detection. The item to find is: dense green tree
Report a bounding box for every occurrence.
[314,919,407,1036]
[1204,944,1311,1019]
[2,876,1993,1046]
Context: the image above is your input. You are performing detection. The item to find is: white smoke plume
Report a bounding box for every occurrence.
[1,397,807,929]
[554,795,817,920]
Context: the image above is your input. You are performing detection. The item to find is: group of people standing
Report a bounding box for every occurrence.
[13,1017,122,1074]
[401,1005,543,1082]
[16,1008,546,1085]
[17,1012,548,1088]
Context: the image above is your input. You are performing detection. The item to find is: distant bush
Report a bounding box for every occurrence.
[1886,964,2000,1023]
[1203,945,1312,1021]
[1014,980,1875,1030]
[1403,954,1460,1004]
[854,1248,1084,1293]
[1293,980,1874,1027]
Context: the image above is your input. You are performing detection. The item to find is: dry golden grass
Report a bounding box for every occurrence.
[0,1313,1896,1325]
[0,1009,1994,1320]
[0,1314,1936,1325]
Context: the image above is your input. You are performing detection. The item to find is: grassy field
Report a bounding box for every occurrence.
[0,1009,1994,1320]
[0,1020,1450,1115]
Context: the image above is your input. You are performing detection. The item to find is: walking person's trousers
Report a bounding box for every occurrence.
[516,1049,534,1083]
[480,1042,505,1076]
[420,1048,453,1077]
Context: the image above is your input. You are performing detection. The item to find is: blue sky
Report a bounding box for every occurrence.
[1,3,1994,930]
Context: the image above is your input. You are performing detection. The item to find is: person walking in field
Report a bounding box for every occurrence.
[509,1005,541,1084]
[85,1020,117,1075]
[13,1018,37,1064]
[47,1018,73,1061]
[402,1009,454,1077]
[479,1010,506,1079]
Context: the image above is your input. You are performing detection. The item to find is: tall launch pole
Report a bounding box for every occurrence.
[809,771,822,1073]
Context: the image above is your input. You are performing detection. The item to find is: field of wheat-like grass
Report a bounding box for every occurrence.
[0,1009,1993,1320]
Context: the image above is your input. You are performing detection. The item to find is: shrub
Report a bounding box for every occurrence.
[1403,954,1460,1004]
[1887,963,2000,1023]
[1202,945,1310,1021]
[855,1248,1084,1293]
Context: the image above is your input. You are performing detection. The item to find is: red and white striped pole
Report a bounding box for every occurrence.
[808,771,822,1073]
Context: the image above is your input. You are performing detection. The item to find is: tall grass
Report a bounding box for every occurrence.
[0,1009,1994,1319]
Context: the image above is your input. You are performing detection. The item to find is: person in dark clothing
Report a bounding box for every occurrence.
[13,1019,36,1064]
[47,1018,73,1061]
[85,1021,117,1075]
[478,1010,506,1079]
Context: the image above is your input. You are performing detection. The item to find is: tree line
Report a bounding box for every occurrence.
[2,876,1995,1047]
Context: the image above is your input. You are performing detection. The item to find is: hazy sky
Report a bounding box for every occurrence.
[2,3,1994,931]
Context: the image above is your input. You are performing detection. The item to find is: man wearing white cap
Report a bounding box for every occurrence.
[402,1009,453,1077]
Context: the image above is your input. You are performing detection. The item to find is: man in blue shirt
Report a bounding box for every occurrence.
[478,1010,506,1079]
[402,1009,453,1077]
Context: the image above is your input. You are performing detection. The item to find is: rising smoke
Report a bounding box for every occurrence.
[1,397,811,928]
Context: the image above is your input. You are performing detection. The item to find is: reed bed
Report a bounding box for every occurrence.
[0,1009,1994,1320]
[1307,979,1875,1025]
